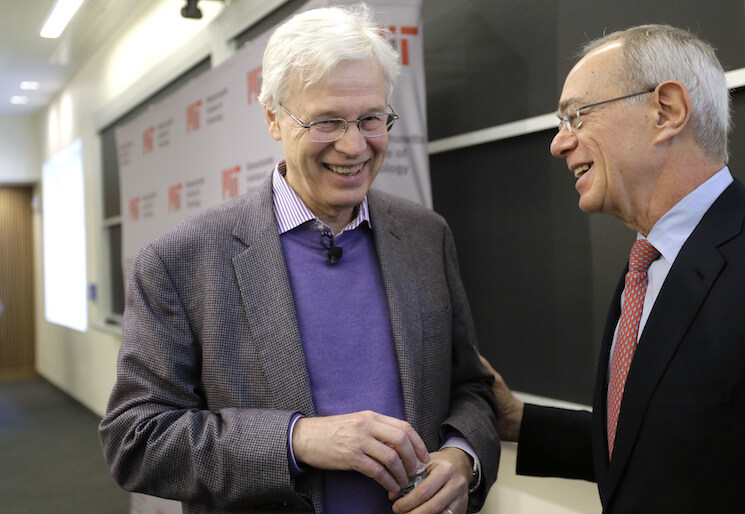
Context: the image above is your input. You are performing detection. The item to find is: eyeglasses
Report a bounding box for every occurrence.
[557,88,656,133]
[279,104,400,143]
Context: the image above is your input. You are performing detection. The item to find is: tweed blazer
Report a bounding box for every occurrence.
[99,174,499,514]
[516,178,745,513]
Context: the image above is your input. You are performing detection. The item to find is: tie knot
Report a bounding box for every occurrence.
[628,238,660,273]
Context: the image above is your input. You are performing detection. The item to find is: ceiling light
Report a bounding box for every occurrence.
[20,81,40,90]
[40,0,86,39]
[181,0,203,19]
[10,96,30,105]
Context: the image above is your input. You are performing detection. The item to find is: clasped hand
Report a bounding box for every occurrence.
[292,410,429,493]
[293,411,472,513]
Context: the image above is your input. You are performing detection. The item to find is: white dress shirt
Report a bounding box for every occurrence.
[609,166,733,368]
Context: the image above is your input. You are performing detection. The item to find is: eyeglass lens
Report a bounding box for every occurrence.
[558,106,580,133]
[309,114,395,142]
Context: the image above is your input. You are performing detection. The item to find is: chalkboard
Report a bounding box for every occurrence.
[423,0,745,140]
[426,0,745,403]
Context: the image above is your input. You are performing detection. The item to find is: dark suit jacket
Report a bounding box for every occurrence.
[516,179,745,513]
[98,174,499,514]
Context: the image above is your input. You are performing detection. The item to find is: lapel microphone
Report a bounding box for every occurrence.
[320,231,343,265]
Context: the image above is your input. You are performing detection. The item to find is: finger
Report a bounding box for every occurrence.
[394,476,466,514]
[349,447,402,493]
[481,357,510,394]
[373,412,429,459]
[392,456,468,514]
[368,414,430,473]
[366,423,420,478]
[359,437,411,489]
[478,353,497,376]
[392,465,445,513]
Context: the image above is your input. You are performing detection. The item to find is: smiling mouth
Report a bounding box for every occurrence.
[324,162,365,176]
[573,163,591,178]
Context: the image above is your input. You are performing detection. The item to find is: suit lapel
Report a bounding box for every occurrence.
[231,179,315,417]
[368,191,423,432]
[603,179,745,504]
[592,272,624,503]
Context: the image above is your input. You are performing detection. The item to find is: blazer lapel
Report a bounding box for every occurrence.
[231,179,315,417]
[368,191,423,432]
[603,179,745,504]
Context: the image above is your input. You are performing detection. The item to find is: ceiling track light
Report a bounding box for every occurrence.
[181,0,203,19]
[40,0,86,39]
[181,0,224,20]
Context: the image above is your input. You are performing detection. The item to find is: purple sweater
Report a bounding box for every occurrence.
[280,222,406,513]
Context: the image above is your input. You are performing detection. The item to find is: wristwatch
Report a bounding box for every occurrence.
[469,455,479,489]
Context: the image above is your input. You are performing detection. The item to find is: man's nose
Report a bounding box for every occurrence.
[550,126,577,159]
[334,122,368,154]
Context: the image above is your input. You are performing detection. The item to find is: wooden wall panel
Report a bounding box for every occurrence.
[0,187,35,381]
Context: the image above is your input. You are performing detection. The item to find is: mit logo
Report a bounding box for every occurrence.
[222,166,241,200]
[388,25,419,66]
[187,100,202,133]
[129,197,140,220]
[246,66,262,104]
[168,184,183,212]
[142,127,155,154]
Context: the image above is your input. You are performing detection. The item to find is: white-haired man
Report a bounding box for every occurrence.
[99,5,499,514]
[481,24,745,513]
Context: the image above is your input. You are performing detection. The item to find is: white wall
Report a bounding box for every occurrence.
[0,114,41,185]
[35,0,280,420]
[35,1,600,512]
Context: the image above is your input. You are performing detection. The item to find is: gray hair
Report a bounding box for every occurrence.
[258,3,400,112]
[583,24,730,163]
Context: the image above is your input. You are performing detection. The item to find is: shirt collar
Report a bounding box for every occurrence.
[271,161,371,235]
[644,166,733,264]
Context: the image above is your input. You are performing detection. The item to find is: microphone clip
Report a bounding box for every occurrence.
[321,231,343,265]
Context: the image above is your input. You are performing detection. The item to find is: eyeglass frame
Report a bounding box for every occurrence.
[558,87,657,133]
[278,103,400,143]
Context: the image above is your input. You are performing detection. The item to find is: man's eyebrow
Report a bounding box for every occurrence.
[309,110,344,119]
[557,96,587,114]
[308,106,388,120]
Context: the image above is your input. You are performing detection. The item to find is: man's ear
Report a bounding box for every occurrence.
[652,80,692,145]
[265,105,282,141]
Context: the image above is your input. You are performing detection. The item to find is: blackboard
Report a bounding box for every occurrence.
[426,0,745,403]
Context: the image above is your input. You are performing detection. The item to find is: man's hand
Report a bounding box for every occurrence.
[390,447,471,514]
[479,354,524,442]
[292,411,430,493]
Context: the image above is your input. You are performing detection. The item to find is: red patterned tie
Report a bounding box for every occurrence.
[607,238,660,457]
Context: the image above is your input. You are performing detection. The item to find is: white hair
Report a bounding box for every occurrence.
[258,3,400,112]
[584,24,731,163]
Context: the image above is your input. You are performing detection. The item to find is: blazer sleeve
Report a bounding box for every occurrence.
[98,242,312,511]
[516,403,595,482]
[439,223,501,512]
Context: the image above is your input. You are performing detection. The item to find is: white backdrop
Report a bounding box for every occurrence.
[116,0,429,289]
[115,1,427,512]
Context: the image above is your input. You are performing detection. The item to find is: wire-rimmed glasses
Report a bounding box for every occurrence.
[558,88,656,133]
[279,104,399,143]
